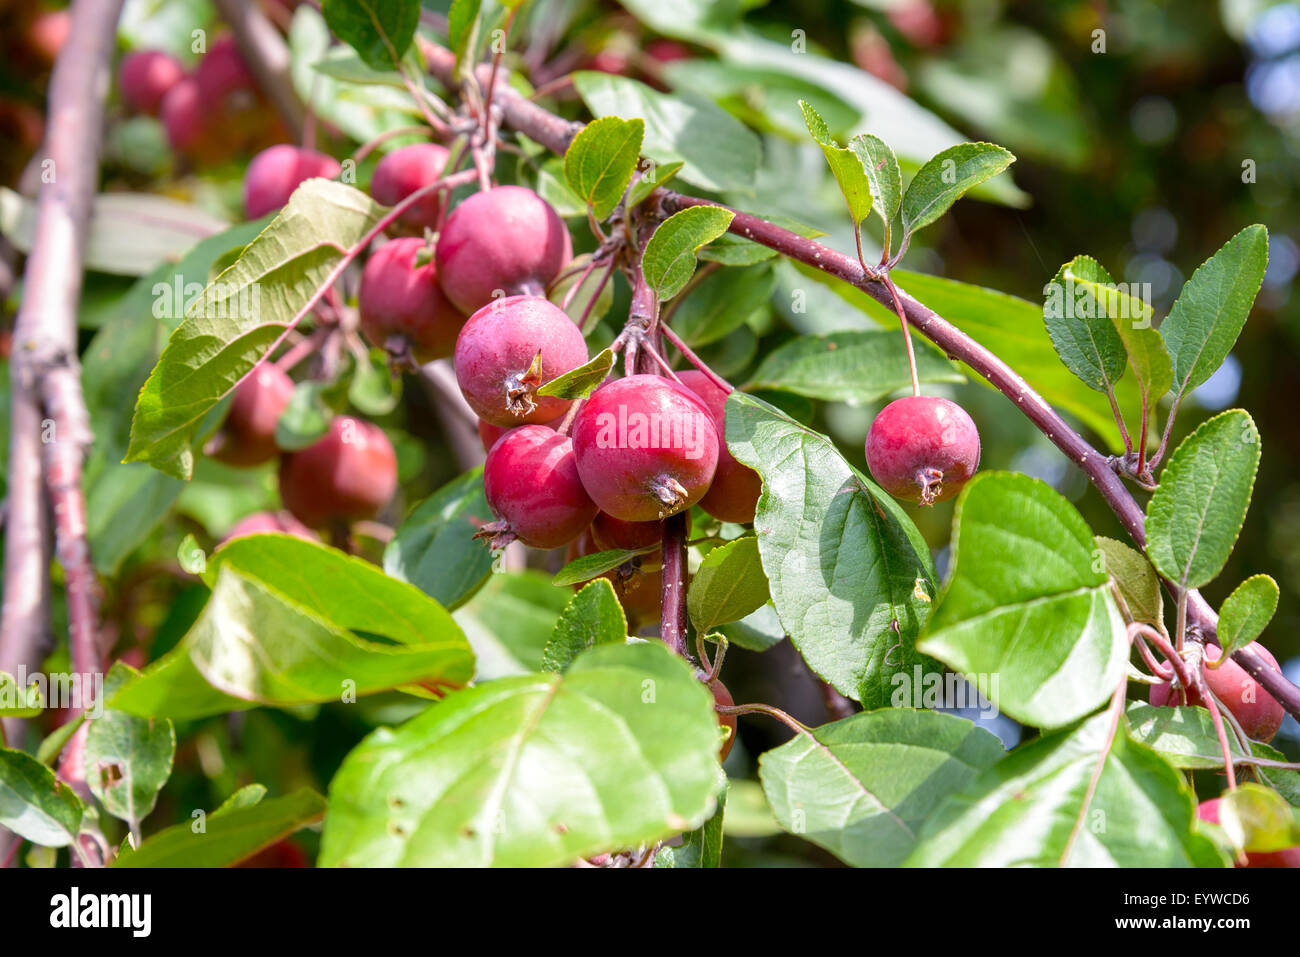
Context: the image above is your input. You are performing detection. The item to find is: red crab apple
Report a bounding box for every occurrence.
[565,530,664,628]
[1150,642,1285,743]
[477,417,559,453]
[481,425,597,549]
[279,416,398,528]
[1197,799,1300,867]
[221,510,317,545]
[435,186,572,314]
[453,295,588,427]
[195,35,255,100]
[205,362,294,467]
[119,50,185,115]
[589,511,665,553]
[705,676,738,762]
[865,395,980,505]
[244,144,341,219]
[369,142,450,232]
[677,369,761,523]
[160,77,203,153]
[571,375,719,522]
[359,237,466,363]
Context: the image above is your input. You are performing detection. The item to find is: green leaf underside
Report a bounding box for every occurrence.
[919,473,1127,729]
[1145,409,1260,589]
[906,712,1223,867]
[0,748,84,848]
[126,181,383,479]
[1094,536,1163,626]
[760,709,1003,867]
[320,642,722,867]
[84,709,176,829]
[799,100,873,226]
[726,394,940,706]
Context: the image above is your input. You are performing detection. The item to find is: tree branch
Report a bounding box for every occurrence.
[212,0,306,143]
[416,38,1300,723]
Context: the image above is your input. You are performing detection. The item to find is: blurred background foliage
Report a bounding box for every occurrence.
[2,0,1299,865]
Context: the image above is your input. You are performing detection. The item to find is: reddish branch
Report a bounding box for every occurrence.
[2,0,125,696]
[427,41,1300,720]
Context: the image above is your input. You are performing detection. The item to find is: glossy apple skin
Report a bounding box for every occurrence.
[195,35,254,101]
[370,143,450,231]
[571,375,719,522]
[1151,643,1285,742]
[279,416,398,528]
[119,51,185,115]
[865,395,980,505]
[453,295,588,427]
[221,510,317,545]
[1197,799,1300,867]
[160,77,204,152]
[590,512,664,552]
[359,237,466,363]
[676,370,761,523]
[206,363,295,467]
[483,425,597,549]
[244,144,342,219]
[435,186,572,314]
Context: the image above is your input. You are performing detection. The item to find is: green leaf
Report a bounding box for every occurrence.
[625,159,684,209]
[699,215,824,267]
[669,263,776,348]
[726,394,940,706]
[655,788,726,868]
[641,206,736,301]
[563,116,645,220]
[348,348,402,415]
[84,710,176,831]
[573,71,760,193]
[760,710,1004,867]
[552,546,658,587]
[717,603,787,653]
[384,468,495,610]
[273,379,332,452]
[320,0,419,71]
[0,748,85,848]
[1094,536,1163,626]
[453,571,572,678]
[540,579,627,673]
[0,671,43,717]
[1161,225,1269,402]
[213,783,268,817]
[850,134,902,237]
[320,642,724,867]
[799,100,872,226]
[536,348,615,399]
[687,536,770,634]
[918,473,1128,729]
[1145,409,1260,589]
[446,0,481,56]
[1218,783,1300,853]
[1125,703,1300,804]
[745,330,962,404]
[1042,257,1127,395]
[901,142,1016,237]
[113,788,325,867]
[1215,575,1279,660]
[111,538,474,719]
[906,712,1223,867]
[126,181,383,479]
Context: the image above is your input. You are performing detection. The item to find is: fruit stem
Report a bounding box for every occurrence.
[351,125,436,166]
[882,272,921,397]
[575,261,616,334]
[659,511,690,657]
[659,322,732,395]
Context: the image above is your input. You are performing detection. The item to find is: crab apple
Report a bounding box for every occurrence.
[205,362,294,467]
[119,51,185,115]
[221,510,317,546]
[706,676,738,762]
[435,186,573,314]
[865,395,980,506]
[244,144,341,219]
[590,512,664,552]
[358,237,466,363]
[477,417,558,453]
[160,77,204,152]
[279,416,398,528]
[481,425,597,549]
[370,143,450,232]
[453,295,588,427]
[1197,799,1300,867]
[565,531,663,628]
[195,35,255,101]
[676,370,761,523]
[572,375,719,522]
[1150,643,1285,743]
